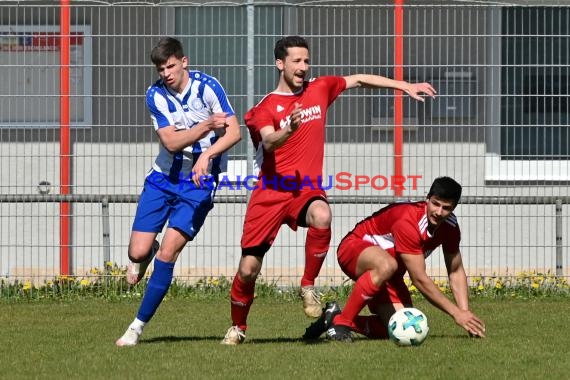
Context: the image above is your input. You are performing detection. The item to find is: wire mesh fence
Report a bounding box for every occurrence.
[0,1,568,294]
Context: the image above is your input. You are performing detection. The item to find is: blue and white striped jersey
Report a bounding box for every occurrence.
[146,70,235,180]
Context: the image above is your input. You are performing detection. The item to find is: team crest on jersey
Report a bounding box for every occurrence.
[191,98,204,111]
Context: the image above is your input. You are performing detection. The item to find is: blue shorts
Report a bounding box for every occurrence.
[132,170,215,240]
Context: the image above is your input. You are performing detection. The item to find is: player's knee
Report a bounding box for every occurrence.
[383,255,398,276]
[128,241,152,262]
[307,205,332,228]
[155,247,177,263]
[371,256,398,283]
[237,266,260,282]
[237,253,263,282]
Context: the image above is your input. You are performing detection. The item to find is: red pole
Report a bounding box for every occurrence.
[394,0,404,197]
[60,0,71,275]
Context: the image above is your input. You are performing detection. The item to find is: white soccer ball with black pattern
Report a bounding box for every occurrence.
[388,307,429,346]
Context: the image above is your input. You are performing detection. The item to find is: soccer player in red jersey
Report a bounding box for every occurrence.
[304,176,486,342]
[222,35,436,345]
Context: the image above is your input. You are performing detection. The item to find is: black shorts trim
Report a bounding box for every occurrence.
[242,243,271,258]
[296,196,329,227]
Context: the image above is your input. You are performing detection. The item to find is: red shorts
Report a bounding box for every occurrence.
[336,234,412,306]
[241,187,327,250]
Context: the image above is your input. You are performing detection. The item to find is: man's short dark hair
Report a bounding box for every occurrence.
[150,37,185,66]
[274,36,309,61]
[427,176,462,206]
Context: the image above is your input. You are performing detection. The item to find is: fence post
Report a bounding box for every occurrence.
[555,199,563,276]
[59,0,72,276]
[393,0,405,197]
[246,0,255,202]
[101,197,111,272]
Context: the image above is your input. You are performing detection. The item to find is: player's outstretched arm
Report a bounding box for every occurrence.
[444,250,487,337]
[343,74,436,101]
[444,250,470,310]
[401,252,486,338]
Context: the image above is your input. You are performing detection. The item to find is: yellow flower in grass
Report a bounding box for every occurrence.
[57,275,74,284]
[80,279,90,287]
[478,284,485,291]
[531,282,540,289]
[22,280,32,291]
[495,280,503,289]
[409,284,417,292]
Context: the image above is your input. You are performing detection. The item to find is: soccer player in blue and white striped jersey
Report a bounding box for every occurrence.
[116,37,241,346]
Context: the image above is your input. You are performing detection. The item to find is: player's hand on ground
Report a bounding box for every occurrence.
[288,103,302,132]
[454,309,486,338]
[207,112,229,131]
[404,82,437,101]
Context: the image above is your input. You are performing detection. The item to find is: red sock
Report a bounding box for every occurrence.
[334,271,380,327]
[301,226,330,287]
[353,315,389,339]
[230,274,256,331]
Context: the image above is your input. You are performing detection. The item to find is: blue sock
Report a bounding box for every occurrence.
[136,258,175,323]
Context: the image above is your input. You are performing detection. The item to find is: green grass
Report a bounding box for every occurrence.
[1,297,569,380]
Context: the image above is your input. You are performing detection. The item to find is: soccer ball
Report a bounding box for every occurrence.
[388,307,429,346]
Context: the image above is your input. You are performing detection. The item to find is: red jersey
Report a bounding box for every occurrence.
[244,76,346,189]
[346,201,461,264]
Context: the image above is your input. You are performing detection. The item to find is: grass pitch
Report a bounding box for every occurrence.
[1,297,568,379]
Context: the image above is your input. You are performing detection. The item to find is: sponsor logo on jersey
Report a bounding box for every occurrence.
[276,105,284,112]
[300,105,322,122]
[278,105,322,128]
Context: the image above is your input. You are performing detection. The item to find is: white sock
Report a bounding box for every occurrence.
[129,318,146,333]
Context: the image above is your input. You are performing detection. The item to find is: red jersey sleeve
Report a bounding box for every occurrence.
[391,218,424,255]
[316,76,347,105]
[244,105,273,135]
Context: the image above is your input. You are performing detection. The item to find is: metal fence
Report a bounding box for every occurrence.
[0,1,569,288]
